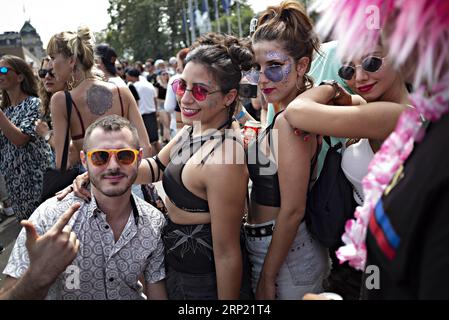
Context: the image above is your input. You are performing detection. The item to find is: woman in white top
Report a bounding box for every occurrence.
[285,43,410,206]
[94,43,127,87]
[284,42,411,299]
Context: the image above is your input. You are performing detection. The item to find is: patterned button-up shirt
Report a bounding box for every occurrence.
[3,192,166,300]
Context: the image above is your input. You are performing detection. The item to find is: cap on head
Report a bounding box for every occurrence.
[169,57,177,65]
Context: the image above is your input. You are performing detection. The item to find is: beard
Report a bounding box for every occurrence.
[89,167,138,198]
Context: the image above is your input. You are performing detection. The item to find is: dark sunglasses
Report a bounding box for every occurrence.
[243,64,287,84]
[338,56,385,80]
[0,66,15,75]
[38,68,55,79]
[172,78,220,102]
[86,148,139,167]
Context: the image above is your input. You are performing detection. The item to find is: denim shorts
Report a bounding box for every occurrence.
[245,220,330,299]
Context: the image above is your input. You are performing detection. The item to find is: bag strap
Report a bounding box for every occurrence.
[60,91,73,172]
[324,136,343,151]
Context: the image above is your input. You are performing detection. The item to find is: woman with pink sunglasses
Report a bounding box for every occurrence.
[60,34,254,300]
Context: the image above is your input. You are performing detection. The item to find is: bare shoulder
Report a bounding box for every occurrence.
[273,112,293,132]
[50,90,67,105]
[49,91,67,114]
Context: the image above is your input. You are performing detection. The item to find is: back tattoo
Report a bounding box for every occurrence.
[86,85,113,115]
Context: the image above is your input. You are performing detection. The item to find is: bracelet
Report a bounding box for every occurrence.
[44,130,53,142]
[236,107,246,121]
[319,80,341,100]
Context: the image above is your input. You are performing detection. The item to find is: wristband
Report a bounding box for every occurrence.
[44,130,53,142]
[236,107,246,121]
[319,80,341,100]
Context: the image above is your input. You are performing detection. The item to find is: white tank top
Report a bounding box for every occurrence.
[341,139,374,205]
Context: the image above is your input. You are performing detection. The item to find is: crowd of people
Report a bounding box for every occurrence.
[0,0,448,300]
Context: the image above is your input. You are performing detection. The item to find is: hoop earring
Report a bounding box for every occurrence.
[67,71,76,90]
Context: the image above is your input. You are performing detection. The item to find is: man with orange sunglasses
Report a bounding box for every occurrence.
[0,115,167,300]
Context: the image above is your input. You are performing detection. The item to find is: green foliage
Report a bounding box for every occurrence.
[211,2,254,38]
[105,0,254,62]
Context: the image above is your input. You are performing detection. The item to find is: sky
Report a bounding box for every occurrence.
[0,0,283,50]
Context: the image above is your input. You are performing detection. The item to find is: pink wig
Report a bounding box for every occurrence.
[311,0,449,270]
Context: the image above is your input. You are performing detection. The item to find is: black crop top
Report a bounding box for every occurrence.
[162,120,233,213]
[247,110,319,207]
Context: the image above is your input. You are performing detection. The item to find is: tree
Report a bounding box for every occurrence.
[106,0,181,61]
[105,0,255,62]
[210,1,254,38]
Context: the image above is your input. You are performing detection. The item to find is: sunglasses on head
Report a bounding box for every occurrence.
[171,78,221,102]
[0,66,15,75]
[243,64,287,84]
[86,148,140,167]
[38,68,55,79]
[338,56,385,80]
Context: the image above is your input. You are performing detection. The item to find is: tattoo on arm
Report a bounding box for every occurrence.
[86,85,113,115]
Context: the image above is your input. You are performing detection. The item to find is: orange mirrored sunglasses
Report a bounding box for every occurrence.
[86,148,139,167]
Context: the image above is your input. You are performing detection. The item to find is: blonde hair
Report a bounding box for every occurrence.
[46,26,96,72]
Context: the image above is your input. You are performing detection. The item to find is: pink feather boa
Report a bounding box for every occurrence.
[311,0,449,270]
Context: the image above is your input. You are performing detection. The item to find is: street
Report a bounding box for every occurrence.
[0,216,21,287]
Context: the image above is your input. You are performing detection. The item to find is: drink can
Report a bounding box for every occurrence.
[242,120,261,147]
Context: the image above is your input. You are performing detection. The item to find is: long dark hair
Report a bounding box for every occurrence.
[1,55,38,110]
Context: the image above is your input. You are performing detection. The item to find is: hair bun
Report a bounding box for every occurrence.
[227,42,254,72]
[77,26,94,43]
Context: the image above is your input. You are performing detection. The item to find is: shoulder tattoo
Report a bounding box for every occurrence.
[86,85,113,116]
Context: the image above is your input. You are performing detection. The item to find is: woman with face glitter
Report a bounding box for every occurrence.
[244,0,330,300]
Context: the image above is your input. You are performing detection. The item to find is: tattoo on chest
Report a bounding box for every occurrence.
[86,85,113,116]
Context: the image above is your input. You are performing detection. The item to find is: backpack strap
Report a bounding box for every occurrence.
[324,136,343,151]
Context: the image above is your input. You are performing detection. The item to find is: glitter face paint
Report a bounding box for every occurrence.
[267,51,292,83]
[243,51,292,84]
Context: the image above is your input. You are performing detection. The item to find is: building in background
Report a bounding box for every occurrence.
[0,21,44,70]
